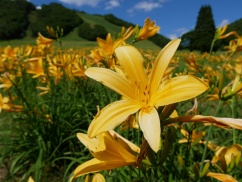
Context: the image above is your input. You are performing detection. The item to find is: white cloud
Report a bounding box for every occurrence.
[59,0,103,7]
[218,19,229,27]
[127,1,164,13]
[167,34,177,39]
[105,0,121,10]
[167,27,189,39]
[36,6,42,10]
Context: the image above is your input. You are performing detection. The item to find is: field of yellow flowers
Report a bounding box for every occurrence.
[1,18,242,182]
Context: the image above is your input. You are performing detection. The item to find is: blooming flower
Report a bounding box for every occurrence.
[0,93,11,112]
[96,33,123,56]
[134,17,160,41]
[0,72,14,90]
[36,32,54,49]
[26,57,45,78]
[70,130,139,181]
[85,39,208,152]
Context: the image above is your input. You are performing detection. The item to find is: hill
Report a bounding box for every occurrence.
[0,1,169,50]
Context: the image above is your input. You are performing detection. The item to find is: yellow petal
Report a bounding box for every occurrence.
[88,100,141,138]
[149,39,181,96]
[85,67,135,99]
[109,130,140,153]
[92,132,136,162]
[115,45,148,88]
[70,157,136,182]
[138,107,160,152]
[70,158,104,181]
[92,173,106,182]
[225,144,242,165]
[77,133,105,152]
[206,172,237,182]
[162,115,242,130]
[28,176,35,182]
[152,75,208,107]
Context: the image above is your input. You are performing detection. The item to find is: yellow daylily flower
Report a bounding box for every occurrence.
[211,144,242,167]
[96,33,123,56]
[215,24,238,40]
[85,39,208,152]
[36,32,54,49]
[0,93,11,112]
[120,26,134,41]
[70,130,139,182]
[134,17,160,41]
[0,72,14,90]
[26,57,45,78]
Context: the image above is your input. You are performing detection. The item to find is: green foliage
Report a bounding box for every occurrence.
[0,0,35,40]
[180,31,194,50]
[148,33,170,48]
[192,5,216,52]
[0,72,119,181]
[181,5,216,52]
[29,3,83,37]
[77,22,108,41]
[104,14,134,28]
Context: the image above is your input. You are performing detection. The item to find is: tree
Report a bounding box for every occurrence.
[191,5,216,52]
[0,0,35,40]
[29,3,83,37]
[77,22,108,41]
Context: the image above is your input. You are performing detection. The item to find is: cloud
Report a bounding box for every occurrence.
[59,0,103,7]
[167,34,177,39]
[218,19,229,27]
[167,27,189,39]
[105,0,121,10]
[36,6,42,10]
[128,0,165,13]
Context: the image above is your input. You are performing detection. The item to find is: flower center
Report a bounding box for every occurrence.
[134,81,150,107]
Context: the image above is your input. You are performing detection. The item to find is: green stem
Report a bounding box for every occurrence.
[199,100,222,177]
[209,39,216,56]
[231,96,236,144]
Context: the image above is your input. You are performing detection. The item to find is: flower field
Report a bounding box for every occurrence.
[1,18,242,182]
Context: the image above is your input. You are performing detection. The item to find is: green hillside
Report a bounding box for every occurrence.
[0,2,164,50]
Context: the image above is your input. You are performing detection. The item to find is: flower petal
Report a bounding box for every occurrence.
[149,39,180,96]
[152,75,208,107]
[77,133,105,153]
[115,45,148,88]
[70,157,136,182]
[93,132,137,161]
[161,115,242,130]
[88,100,141,138]
[206,172,237,182]
[109,130,140,153]
[138,107,160,152]
[85,67,135,99]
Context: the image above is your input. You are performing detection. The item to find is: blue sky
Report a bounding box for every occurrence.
[29,0,242,39]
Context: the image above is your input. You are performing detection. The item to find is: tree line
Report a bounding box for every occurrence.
[181,5,242,52]
[0,1,241,52]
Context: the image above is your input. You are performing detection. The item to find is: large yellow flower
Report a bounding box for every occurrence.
[85,39,208,152]
[70,130,139,181]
